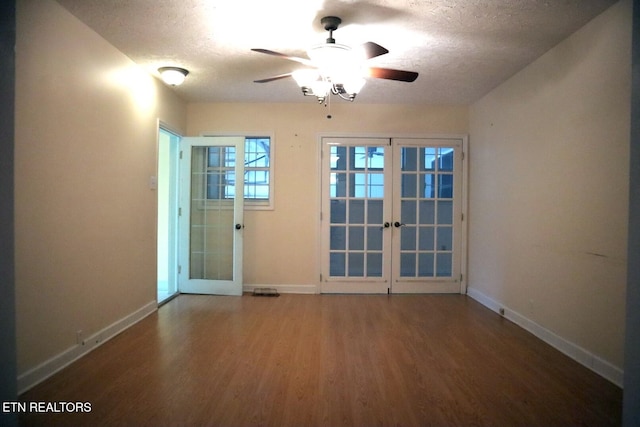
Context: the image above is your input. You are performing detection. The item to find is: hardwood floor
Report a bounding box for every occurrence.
[19,294,621,426]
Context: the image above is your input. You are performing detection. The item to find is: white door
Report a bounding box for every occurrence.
[320,137,465,294]
[178,137,245,295]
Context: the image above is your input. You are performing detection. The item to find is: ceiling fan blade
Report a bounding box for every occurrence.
[251,49,313,66]
[367,67,419,82]
[361,42,388,59]
[254,73,293,83]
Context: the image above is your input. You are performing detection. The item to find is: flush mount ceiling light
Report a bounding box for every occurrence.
[158,67,189,86]
[252,16,418,104]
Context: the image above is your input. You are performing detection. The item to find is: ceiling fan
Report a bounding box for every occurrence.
[251,16,419,103]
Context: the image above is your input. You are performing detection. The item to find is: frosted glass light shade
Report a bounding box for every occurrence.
[158,67,189,86]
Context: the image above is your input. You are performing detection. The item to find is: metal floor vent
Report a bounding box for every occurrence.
[252,288,279,297]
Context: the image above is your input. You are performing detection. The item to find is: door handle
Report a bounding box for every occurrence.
[394,221,405,228]
[235,223,243,230]
[380,222,390,230]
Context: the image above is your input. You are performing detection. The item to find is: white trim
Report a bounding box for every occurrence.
[18,301,157,394]
[466,287,623,387]
[243,284,318,294]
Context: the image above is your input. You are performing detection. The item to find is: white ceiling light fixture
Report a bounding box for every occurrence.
[252,16,418,105]
[158,66,189,86]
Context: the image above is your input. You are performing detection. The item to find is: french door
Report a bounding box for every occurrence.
[320,137,465,294]
[178,137,245,295]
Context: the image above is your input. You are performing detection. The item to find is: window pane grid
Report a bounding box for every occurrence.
[329,145,385,278]
[204,137,271,203]
[399,146,455,278]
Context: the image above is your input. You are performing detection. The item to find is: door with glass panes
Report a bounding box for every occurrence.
[320,137,464,294]
[178,137,245,296]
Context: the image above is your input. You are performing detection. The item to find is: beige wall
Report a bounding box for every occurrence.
[187,103,469,286]
[15,0,187,374]
[468,0,631,371]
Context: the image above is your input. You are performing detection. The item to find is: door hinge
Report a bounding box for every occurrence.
[178,207,182,217]
[460,274,464,282]
[179,150,183,160]
[462,151,465,161]
[461,213,464,221]
[178,265,182,274]
[320,273,323,282]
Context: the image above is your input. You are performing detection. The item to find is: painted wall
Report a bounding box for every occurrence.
[469,0,631,376]
[187,103,468,288]
[15,0,187,378]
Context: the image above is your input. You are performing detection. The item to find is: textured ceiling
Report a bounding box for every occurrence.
[55,0,617,104]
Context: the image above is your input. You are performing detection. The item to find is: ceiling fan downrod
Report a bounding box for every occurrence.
[321,16,341,44]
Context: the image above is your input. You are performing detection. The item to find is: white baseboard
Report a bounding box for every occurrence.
[243,284,318,294]
[18,300,157,394]
[466,287,623,388]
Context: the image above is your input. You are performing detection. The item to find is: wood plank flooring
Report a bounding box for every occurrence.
[19,294,622,426]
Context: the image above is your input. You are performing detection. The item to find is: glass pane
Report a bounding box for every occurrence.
[352,146,367,169]
[401,226,416,250]
[438,148,454,171]
[401,174,417,197]
[420,174,437,198]
[330,253,345,276]
[349,227,365,250]
[419,200,435,224]
[206,171,223,199]
[419,227,435,250]
[367,253,383,277]
[400,253,416,277]
[401,200,417,225]
[418,253,435,277]
[330,226,346,250]
[436,227,453,251]
[437,201,453,224]
[367,227,383,250]
[402,147,418,171]
[348,253,365,276]
[330,173,347,197]
[436,253,452,277]
[349,200,365,224]
[439,174,454,198]
[331,146,347,171]
[367,200,383,224]
[330,200,346,224]
[190,145,235,281]
[368,173,384,198]
[421,148,437,171]
[350,173,366,198]
[362,147,384,169]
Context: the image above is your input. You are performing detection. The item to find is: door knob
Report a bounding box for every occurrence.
[235,224,243,230]
[380,222,390,230]
[394,221,405,228]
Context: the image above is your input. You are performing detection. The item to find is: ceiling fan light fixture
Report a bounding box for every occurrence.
[251,15,417,104]
[292,69,320,87]
[158,66,189,86]
[343,76,366,96]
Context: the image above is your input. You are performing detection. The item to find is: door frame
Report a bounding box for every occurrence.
[317,133,468,294]
[156,121,181,305]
